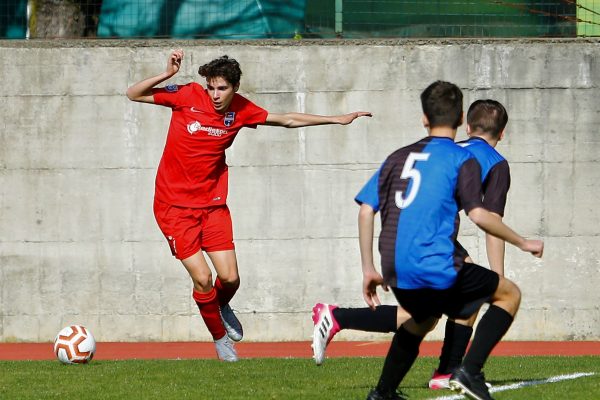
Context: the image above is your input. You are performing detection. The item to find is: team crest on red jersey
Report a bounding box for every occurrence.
[224,112,235,127]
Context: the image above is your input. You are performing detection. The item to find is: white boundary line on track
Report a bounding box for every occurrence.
[428,372,596,400]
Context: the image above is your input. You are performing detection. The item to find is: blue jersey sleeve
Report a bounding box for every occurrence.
[355,167,382,212]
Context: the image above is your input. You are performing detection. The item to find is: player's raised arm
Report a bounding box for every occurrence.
[263,111,372,128]
[126,49,184,104]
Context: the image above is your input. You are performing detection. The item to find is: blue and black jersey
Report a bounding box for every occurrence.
[355,136,483,290]
[459,136,511,216]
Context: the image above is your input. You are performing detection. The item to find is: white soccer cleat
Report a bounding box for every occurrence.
[214,334,238,362]
[311,303,341,366]
[220,303,243,342]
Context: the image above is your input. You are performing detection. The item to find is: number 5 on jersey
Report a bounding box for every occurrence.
[395,152,430,209]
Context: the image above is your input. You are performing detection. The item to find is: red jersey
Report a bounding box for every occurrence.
[152,82,268,207]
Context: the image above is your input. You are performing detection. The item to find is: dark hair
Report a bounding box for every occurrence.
[420,81,463,129]
[467,99,508,139]
[198,55,242,86]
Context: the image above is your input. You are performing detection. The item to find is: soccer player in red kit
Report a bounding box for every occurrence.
[126,49,371,361]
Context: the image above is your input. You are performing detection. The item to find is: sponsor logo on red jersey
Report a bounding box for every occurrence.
[186,121,228,137]
[187,121,202,134]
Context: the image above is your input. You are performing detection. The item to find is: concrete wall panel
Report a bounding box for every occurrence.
[0,39,598,342]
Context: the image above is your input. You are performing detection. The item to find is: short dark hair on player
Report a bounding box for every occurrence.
[420,81,463,129]
[198,55,242,87]
[467,99,508,139]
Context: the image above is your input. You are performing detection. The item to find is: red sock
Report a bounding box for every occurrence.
[192,288,226,340]
[214,277,240,307]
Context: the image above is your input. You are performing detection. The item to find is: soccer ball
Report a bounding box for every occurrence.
[53,325,96,364]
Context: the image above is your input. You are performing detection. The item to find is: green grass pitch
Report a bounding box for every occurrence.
[1,356,598,399]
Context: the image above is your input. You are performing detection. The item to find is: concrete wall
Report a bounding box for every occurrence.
[0,39,598,342]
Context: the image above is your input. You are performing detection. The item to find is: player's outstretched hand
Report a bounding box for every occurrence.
[337,111,372,125]
[521,239,544,258]
[362,269,385,310]
[167,49,184,76]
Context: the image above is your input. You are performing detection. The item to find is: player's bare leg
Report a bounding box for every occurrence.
[489,275,521,316]
[182,250,214,292]
[207,249,240,289]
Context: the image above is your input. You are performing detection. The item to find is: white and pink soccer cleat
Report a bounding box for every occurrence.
[311,303,341,366]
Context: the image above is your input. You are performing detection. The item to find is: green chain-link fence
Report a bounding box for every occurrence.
[1,0,598,39]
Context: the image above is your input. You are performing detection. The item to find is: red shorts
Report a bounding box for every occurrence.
[153,199,235,260]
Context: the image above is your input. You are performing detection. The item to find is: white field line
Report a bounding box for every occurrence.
[428,372,596,400]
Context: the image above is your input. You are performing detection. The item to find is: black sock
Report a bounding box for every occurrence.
[462,305,513,374]
[376,326,423,394]
[333,305,398,333]
[438,320,473,374]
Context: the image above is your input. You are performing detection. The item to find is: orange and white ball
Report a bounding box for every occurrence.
[53,325,96,364]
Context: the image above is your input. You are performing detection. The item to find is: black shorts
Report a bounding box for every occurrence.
[391,262,499,323]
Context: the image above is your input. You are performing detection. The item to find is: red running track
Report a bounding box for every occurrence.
[1,341,599,361]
